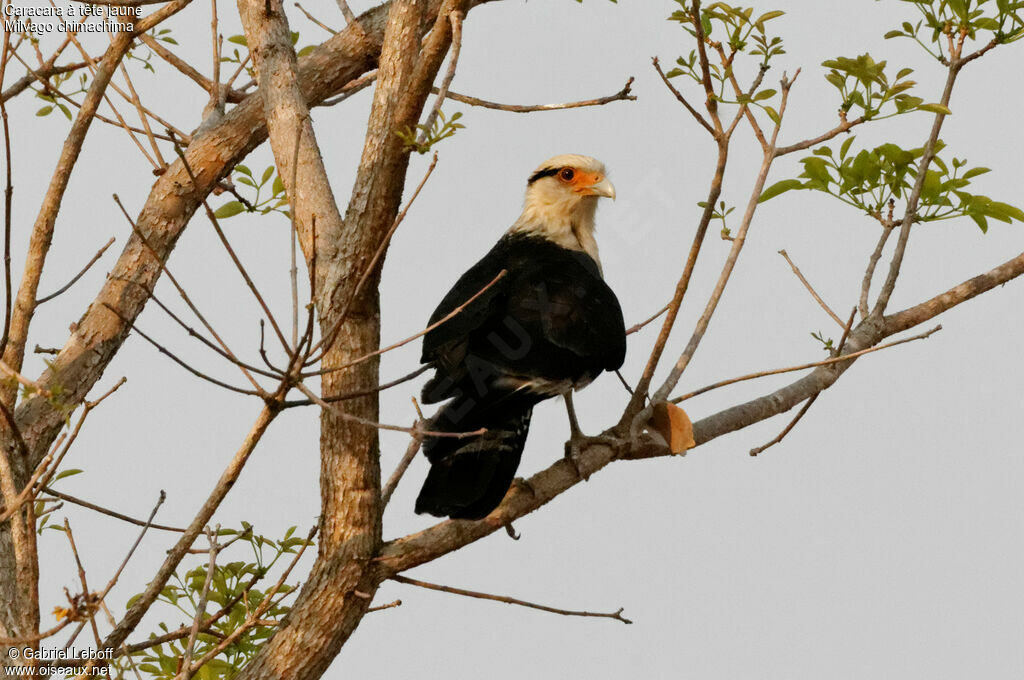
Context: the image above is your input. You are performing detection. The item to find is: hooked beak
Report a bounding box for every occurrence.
[582,177,616,200]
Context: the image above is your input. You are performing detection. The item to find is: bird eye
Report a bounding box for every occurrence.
[559,168,575,182]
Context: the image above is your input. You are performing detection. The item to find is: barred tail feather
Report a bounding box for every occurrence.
[415,398,533,520]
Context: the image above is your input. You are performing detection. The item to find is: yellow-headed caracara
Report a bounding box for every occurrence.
[415,154,626,519]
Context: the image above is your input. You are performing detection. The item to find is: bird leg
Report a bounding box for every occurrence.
[565,390,584,439]
[563,391,589,480]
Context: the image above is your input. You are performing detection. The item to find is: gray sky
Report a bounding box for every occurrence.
[9,0,1023,677]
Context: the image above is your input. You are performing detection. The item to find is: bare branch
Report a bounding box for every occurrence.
[366,599,402,613]
[652,56,714,136]
[42,488,185,533]
[884,249,1024,336]
[671,325,941,404]
[306,268,506,377]
[381,436,422,509]
[295,2,337,34]
[98,406,279,656]
[625,302,669,336]
[748,394,819,456]
[36,237,115,305]
[644,70,801,413]
[748,308,855,456]
[137,33,247,103]
[417,10,463,145]
[444,77,636,113]
[778,249,845,328]
[391,575,632,624]
[308,151,440,360]
[101,304,262,397]
[335,0,358,24]
[282,365,429,408]
[774,114,864,157]
[860,224,895,320]
[180,527,220,679]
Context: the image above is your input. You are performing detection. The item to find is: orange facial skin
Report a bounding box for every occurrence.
[557,167,607,195]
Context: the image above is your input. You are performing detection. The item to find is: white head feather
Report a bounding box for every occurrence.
[508,154,615,272]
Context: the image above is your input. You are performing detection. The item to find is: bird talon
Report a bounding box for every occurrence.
[504,523,521,540]
[563,439,590,481]
[511,476,537,498]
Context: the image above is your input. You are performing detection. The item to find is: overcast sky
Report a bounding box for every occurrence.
[8,0,1024,678]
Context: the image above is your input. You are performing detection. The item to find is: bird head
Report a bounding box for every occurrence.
[513,154,615,249]
[516,153,610,237]
[524,153,616,206]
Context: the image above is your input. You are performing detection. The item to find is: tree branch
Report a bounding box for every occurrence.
[391,574,632,624]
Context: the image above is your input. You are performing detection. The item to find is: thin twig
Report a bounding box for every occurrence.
[37,236,115,304]
[860,224,895,319]
[172,145,292,355]
[177,526,318,678]
[381,436,422,508]
[102,303,262,396]
[778,249,844,328]
[672,324,941,403]
[295,2,337,34]
[181,527,220,678]
[42,487,186,533]
[643,69,802,419]
[112,194,268,393]
[308,153,441,360]
[417,10,463,145]
[98,406,279,660]
[625,303,669,336]
[334,0,357,24]
[652,56,714,136]
[748,308,856,456]
[391,575,632,624]
[305,268,505,376]
[320,69,377,106]
[748,393,819,456]
[281,364,428,408]
[367,599,402,613]
[441,78,636,113]
[294,382,484,439]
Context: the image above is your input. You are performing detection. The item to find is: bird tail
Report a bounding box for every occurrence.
[415,394,534,520]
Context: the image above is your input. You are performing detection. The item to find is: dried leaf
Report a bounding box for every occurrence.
[650,402,695,454]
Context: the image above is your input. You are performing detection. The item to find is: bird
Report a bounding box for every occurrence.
[414,154,626,520]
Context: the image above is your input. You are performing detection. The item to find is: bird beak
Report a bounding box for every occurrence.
[583,177,616,200]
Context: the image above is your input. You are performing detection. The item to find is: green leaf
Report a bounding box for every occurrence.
[917,102,952,115]
[54,468,83,482]
[839,135,856,160]
[961,167,991,180]
[227,35,247,46]
[884,30,905,39]
[990,201,1024,222]
[214,201,246,219]
[758,179,804,203]
[753,88,777,101]
[763,106,780,125]
[261,166,274,186]
[36,106,53,117]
